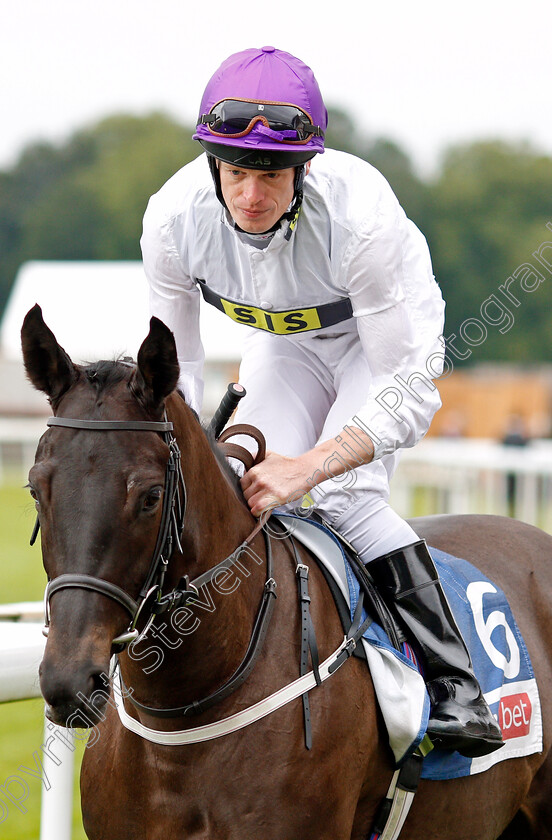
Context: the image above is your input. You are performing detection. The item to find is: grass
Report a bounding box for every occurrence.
[0,482,87,840]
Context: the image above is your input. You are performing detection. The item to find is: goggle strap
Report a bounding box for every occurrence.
[303,124,322,136]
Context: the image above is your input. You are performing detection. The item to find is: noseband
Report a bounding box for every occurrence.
[42,415,187,648]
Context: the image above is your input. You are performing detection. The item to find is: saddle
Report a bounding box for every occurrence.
[295,510,405,654]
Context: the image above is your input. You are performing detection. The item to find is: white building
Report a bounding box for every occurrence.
[0,260,247,417]
[0,261,248,479]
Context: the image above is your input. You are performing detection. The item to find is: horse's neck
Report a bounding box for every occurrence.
[122,394,266,707]
[171,395,256,569]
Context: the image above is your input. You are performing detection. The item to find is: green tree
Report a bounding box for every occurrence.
[426,140,552,363]
[325,106,429,224]
[19,113,202,261]
[0,113,200,312]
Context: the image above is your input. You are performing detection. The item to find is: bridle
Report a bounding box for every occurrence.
[42,415,187,649]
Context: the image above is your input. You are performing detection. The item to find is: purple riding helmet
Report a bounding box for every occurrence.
[194,46,328,229]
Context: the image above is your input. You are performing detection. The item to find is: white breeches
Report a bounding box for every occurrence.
[233,329,418,563]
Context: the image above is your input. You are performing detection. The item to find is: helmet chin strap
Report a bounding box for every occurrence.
[206,155,305,240]
[207,154,227,208]
[282,166,305,241]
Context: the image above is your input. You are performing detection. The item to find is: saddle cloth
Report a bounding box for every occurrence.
[275,514,543,778]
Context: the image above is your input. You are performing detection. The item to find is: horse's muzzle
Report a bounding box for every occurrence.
[39,658,111,728]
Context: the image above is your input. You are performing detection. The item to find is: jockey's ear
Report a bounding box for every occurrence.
[131,317,180,411]
[21,303,78,404]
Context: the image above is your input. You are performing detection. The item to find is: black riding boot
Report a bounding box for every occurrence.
[368,540,504,758]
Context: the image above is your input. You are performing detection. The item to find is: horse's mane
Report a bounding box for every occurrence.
[180,392,245,499]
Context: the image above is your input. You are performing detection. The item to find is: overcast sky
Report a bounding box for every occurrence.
[2,0,551,176]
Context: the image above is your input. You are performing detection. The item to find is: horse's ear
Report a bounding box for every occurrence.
[131,317,180,410]
[21,304,78,402]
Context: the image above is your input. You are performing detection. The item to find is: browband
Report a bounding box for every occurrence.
[47,417,174,432]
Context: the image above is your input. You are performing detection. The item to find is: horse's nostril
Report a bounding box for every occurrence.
[89,669,110,695]
[39,659,112,727]
[77,669,113,720]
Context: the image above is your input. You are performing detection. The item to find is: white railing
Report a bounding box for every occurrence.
[0,604,75,840]
[391,437,552,531]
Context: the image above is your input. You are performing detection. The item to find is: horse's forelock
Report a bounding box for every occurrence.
[82,360,133,390]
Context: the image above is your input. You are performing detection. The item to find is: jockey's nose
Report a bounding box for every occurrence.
[241,175,265,205]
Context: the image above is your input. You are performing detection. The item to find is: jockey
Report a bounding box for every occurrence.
[141,46,503,758]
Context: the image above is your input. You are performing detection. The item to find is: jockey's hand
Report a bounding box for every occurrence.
[239,426,375,519]
[240,451,307,518]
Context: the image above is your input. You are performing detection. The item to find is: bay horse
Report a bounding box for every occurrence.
[21,304,552,839]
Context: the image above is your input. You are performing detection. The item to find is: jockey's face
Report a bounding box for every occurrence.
[218,162,296,234]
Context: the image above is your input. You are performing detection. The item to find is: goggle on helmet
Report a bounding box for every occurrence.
[194,46,327,171]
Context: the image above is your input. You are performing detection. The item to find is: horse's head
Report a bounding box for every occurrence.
[21,304,180,725]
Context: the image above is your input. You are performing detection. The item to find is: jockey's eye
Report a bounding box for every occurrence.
[142,486,163,512]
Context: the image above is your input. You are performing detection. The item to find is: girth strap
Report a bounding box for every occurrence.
[290,538,321,750]
[369,744,431,840]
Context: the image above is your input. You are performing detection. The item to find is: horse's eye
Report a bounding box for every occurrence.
[27,484,40,508]
[143,487,163,511]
